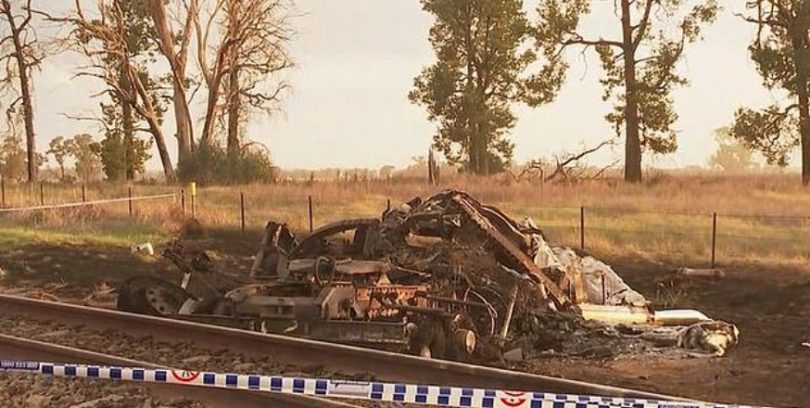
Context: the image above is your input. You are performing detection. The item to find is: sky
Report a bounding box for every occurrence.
[29,1,784,171]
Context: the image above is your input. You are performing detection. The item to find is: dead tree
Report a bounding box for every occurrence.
[147,0,196,162]
[194,0,230,147]
[225,0,293,154]
[544,139,616,182]
[508,139,617,184]
[50,0,177,181]
[0,0,42,183]
[195,0,293,151]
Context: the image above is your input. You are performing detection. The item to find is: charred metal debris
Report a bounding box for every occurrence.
[118,190,739,362]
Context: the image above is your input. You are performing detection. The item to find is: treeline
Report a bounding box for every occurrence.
[410,0,810,185]
[1,1,809,185]
[0,0,290,185]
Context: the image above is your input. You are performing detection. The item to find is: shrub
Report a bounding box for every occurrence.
[177,144,276,185]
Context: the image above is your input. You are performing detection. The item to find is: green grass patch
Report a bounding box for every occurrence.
[0,219,168,249]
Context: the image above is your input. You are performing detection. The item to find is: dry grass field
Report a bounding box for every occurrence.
[2,173,810,406]
[2,172,810,268]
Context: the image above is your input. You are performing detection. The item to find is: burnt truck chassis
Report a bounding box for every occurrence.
[117,191,575,360]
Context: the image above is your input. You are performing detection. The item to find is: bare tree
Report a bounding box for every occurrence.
[224,0,293,154]
[194,0,293,150]
[147,0,196,163]
[194,0,229,147]
[507,139,616,184]
[0,0,43,183]
[541,140,617,183]
[50,0,177,181]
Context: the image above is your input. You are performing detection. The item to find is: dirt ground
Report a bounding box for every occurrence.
[521,259,810,407]
[0,229,807,407]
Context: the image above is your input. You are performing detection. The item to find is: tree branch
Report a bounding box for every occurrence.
[545,139,615,182]
[564,36,623,49]
[632,0,655,50]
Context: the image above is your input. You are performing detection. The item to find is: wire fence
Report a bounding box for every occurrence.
[1,181,809,267]
[0,181,177,221]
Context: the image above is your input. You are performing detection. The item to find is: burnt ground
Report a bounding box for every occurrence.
[0,229,808,407]
[522,259,810,407]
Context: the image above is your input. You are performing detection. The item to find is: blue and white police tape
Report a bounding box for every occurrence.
[0,360,762,408]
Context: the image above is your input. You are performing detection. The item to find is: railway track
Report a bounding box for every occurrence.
[0,293,692,403]
[0,333,361,408]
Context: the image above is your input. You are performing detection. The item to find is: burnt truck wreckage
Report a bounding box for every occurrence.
[118,191,739,361]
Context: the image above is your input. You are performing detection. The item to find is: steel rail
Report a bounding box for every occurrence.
[0,293,692,402]
[0,333,361,408]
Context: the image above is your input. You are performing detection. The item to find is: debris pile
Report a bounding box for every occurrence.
[119,190,739,361]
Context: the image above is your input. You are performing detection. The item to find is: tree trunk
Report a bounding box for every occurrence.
[122,99,134,180]
[801,96,810,187]
[479,117,491,176]
[200,74,224,147]
[475,122,488,176]
[148,0,194,163]
[428,148,435,184]
[621,0,642,183]
[199,1,237,148]
[120,65,135,181]
[19,65,35,183]
[469,129,480,174]
[463,4,481,175]
[59,163,64,180]
[4,5,37,183]
[146,117,175,182]
[199,52,230,147]
[226,64,241,155]
[125,65,176,181]
[173,80,193,162]
[793,37,810,186]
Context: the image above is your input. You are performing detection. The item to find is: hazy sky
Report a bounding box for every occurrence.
[31,1,782,171]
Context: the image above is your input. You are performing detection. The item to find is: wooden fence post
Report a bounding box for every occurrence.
[190,183,196,218]
[39,182,44,206]
[128,186,133,217]
[580,206,585,251]
[711,212,717,269]
[240,191,246,233]
[308,195,314,232]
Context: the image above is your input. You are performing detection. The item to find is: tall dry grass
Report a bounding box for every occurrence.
[1,173,809,268]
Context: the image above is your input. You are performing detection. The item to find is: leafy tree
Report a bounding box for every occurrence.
[68,133,102,182]
[47,136,71,180]
[536,0,719,182]
[91,105,152,181]
[96,102,155,181]
[56,0,175,181]
[379,165,395,180]
[0,135,25,181]
[0,110,41,181]
[114,0,163,180]
[733,1,810,184]
[708,127,758,172]
[99,0,165,181]
[410,0,564,175]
